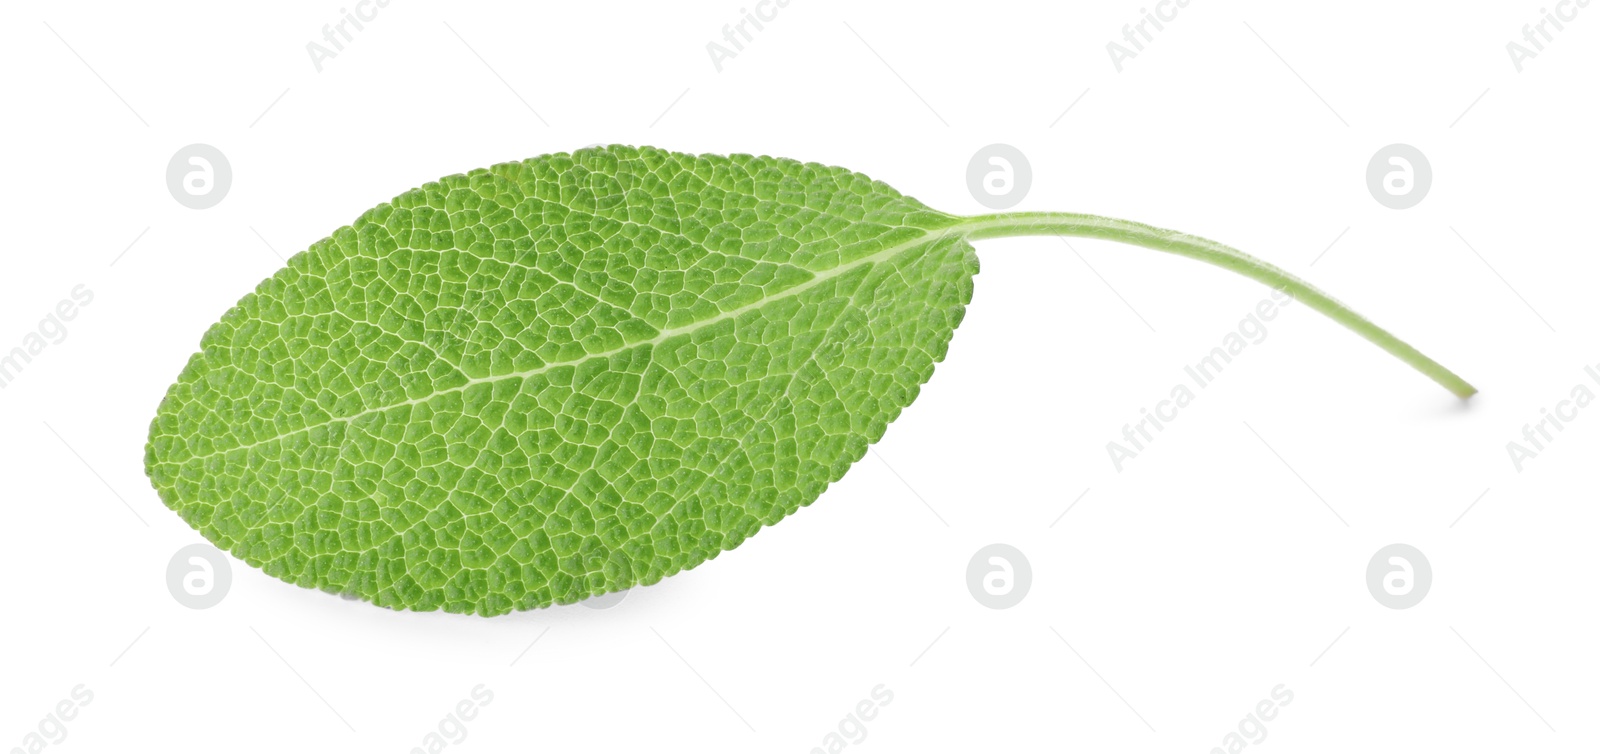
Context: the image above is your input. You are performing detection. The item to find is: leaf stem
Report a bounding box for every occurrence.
[958,211,1476,399]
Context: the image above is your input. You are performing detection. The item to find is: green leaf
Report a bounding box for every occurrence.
[146,146,977,615]
[145,145,1473,616]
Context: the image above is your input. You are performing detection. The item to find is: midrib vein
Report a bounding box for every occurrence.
[168,227,956,466]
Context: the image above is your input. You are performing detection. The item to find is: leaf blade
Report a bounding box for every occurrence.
[146,146,977,615]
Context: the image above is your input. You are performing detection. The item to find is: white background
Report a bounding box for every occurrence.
[1,1,1595,751]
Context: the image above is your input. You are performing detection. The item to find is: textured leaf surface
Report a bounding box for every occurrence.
[146,146,978,615]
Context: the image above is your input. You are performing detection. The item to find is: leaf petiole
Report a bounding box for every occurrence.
[959,211,1476,399]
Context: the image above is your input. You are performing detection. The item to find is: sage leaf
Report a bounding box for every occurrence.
[145,146,1471,615]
